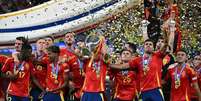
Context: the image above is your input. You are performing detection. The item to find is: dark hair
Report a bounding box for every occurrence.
[144,39,154,44]
[158,36,164,40]
[36,38,45,41]
[19,44,32,61]
[177,48,187,55]
[16,36,28,45]
[44,36,54,41]
[21,44,32,52]
[167,45,172,50]
[144,39,156,48]
[126,42,137,53]
[120,48,132,55]
[47,45,60,53]
[65,32,75,35]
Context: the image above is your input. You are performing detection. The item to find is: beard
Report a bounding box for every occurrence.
[66,41,73,46]
[146,51,152,54]
[156,45,161,50]
[15,46,21,52]
[145,47,153,54]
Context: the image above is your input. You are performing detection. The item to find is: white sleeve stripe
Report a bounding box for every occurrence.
[192,77,197,80]
[64,69,70,72]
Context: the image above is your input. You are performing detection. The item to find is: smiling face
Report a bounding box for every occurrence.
[193,55,201,67]
[156,38,164,50]
[15,39,24,52]
[36,39,46,51]
[65,32,75,45]
[44,37,54,48]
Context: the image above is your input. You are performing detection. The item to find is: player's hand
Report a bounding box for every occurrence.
[58,57,68,64]
[198,96,201,101]
[38,91,47,99]
[14,60,20,66]
[7,71,18,80]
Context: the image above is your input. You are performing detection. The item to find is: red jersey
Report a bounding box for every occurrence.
[45,61,69,92]
[60,48,83,89]
[112,70,137,100]
[129,51,164,92]
[32,54,48,89]
[0,55,8,63]
[1,58,33,97]
[198,69,201,90]
[167,63,197,101]
[190,65,201,100]
[195,65,201,91]
[0,55,8,98]
[82,59,107,92]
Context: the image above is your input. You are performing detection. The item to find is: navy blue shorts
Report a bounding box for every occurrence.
[42,92,63,101]
[6,94,29,101]
[141,88,164,101]
[30,88,42,101]
[113,98,137,101]
[81,92,104,101]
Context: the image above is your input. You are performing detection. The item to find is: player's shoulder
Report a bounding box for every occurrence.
[61,63,70,72]
[185,63,195,72]
[131,56,141,61]
[0,55,8,58]
[168,63,178,70]
[6,57,14,62]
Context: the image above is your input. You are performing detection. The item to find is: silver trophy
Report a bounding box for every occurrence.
[83,34,102,58]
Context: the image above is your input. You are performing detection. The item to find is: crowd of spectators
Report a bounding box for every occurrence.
[0,0,50,14]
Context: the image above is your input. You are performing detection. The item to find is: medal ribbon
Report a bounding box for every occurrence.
[78,59,83,69]
[78,59,84,75]
[142,54,151,69]
[197,67,201,74]
[175,63,186,81]
[121,70,129,76]
[14,61,25,72]
[52,63,59,80]
[36,52,45,60]
[66,45,75,53]
[92,61,101,74]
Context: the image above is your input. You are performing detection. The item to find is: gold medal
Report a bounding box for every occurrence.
[53,74,56,79]
[54,80,59,84]
[175,79,180,89]
[143,68,147,75]
[143,66,149,75]
[96,71,100,78]
[123,76,131,84]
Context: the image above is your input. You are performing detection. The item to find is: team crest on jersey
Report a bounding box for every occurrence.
[123,76,131,84]
[163,59,168,65]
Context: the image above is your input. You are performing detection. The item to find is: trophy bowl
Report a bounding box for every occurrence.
[84,34,103,57]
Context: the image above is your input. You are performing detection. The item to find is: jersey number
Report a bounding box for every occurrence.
[19,71,25,78]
